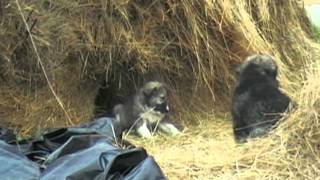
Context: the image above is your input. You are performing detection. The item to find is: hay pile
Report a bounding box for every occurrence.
[0,0,319,179]
[131,60,320,179]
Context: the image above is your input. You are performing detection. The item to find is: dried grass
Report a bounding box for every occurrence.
[0,0,319,179]
[131,62,320,178]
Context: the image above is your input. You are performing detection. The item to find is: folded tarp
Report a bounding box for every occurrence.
[0,117,166,180]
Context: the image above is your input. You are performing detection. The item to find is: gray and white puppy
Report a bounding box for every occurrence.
[113,81,182,139]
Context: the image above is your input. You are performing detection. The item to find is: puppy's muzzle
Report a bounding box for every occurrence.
[154,103,169,113]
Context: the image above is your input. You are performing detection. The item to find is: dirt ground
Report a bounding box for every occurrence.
[127,115,241,179]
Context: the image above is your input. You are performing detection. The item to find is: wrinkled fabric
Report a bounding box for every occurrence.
[0,117,166,180]
[0,140,41,180]
[0,127,16,143]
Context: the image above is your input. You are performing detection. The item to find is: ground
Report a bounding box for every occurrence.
[127,115,240,179]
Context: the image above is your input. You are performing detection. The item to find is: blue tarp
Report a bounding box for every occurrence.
[0,118,166,180]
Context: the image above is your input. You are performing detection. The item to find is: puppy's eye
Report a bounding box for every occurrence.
[152,87,159,92]
[265,70,277,78]
[160,95,166,100]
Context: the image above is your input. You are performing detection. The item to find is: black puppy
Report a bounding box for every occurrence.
[231,54,291,143]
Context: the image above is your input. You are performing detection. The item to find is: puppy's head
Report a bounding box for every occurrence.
[236,54,278,79]
[141,81,169,113]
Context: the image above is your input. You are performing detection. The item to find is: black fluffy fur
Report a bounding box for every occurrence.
[231,54,291,143]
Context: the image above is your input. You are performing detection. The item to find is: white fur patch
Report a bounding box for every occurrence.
[136,121,152,138]
[139,108,165,124]
[158,123,181,136]
[115,114,121,123]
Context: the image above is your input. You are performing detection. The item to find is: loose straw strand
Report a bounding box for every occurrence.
[16,0,74,125]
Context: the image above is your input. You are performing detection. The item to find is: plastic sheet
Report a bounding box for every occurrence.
[0,117,166,180]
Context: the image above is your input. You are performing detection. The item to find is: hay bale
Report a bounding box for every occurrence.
[0,0,312,128]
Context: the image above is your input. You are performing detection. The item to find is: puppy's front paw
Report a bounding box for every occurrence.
[159,123,182,136]
[136,122,153,139]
